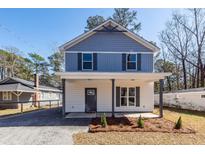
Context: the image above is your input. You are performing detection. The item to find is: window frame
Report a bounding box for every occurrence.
[126,54,137,70]
[120,87,136,107]
[82,53,93,70]
[2,92,12,101]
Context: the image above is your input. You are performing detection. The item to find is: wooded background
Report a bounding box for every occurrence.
[1,8,204,92]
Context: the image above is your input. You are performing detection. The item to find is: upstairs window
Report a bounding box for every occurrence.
[126,54,137,70]
[82,53,93,70]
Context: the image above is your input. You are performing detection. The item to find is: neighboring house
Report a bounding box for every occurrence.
[56,19,171,117]
[0,76,61,108]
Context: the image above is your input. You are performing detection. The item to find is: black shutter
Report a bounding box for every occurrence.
[122,53,126,71]
[136,87,140,107]
[116,87,120,107]
[137,53,141,71]
[78,53,82,71]
[93,53,97,71]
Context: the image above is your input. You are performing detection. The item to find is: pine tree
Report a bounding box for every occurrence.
[175,116,182,129]
[137,115,144,128]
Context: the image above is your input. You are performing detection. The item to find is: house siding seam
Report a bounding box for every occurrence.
[65,53,153,72]
[66,32,153,52]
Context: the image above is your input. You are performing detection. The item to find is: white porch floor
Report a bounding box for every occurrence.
[65,112,159,118]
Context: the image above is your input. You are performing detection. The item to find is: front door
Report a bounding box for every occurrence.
[85,88,97,112]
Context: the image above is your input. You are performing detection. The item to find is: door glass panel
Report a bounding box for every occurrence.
[87,89,95,95]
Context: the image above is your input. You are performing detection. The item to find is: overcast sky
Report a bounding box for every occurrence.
[0,8,174,59]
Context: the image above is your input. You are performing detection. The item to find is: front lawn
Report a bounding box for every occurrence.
[73,107,205,144]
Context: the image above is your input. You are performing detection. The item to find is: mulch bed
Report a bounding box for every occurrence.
[89,117,195,134]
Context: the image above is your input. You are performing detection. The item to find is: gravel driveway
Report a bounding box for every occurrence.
[0,108,91,145]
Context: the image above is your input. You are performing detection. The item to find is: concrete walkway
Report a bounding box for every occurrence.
[66,112,158,118]
[115,113,159,118]
[0,108,91,145]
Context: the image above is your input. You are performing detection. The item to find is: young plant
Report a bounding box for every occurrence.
[119,123,123,128]
[101,113,107,128]
[137,115,144,128]
[175,116,182,129]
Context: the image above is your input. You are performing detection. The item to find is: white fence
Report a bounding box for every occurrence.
[154,89,205,111]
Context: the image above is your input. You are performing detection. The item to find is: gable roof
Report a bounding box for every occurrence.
[0,77,61,92]
[59,19,160,52]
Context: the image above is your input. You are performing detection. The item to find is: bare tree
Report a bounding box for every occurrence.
[160,13,192,89]
[174,9,205,87]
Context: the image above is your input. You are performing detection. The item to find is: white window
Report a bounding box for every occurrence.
[2,92,12,100]
[82,53,93,70]
[126,54,137,70]
[120,87,136,106]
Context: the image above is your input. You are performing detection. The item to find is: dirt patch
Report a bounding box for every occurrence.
[89,117,195,134]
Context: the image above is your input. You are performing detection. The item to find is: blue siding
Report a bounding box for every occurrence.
[141,54,153,72]
[66,32,153,52]
[65,53,78,71]
[97,53,122,72]
[65,53,153,72]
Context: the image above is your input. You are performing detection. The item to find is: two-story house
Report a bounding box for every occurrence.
[56,19,171,117]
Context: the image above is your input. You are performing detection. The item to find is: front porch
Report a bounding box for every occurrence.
[65,112,159,119]
[57,72,171,118]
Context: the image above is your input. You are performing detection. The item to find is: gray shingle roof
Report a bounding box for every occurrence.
[0,83,35,92]
[0,77,61,92]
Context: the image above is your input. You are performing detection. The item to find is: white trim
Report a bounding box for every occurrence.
[59,19,160,52]
[82,52,93,71]
[56,72,172,81]
[64,51,154,54]
[126,53,137,71]
[120,87,136,107]
[59,20,111,51]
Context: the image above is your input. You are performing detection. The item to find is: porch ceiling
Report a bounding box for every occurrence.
[56,72,171,82]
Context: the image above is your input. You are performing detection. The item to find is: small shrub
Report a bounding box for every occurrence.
[137,115,144,128]
[119,123,123,128]
[101,113,107,128]
[175,116,182,129]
